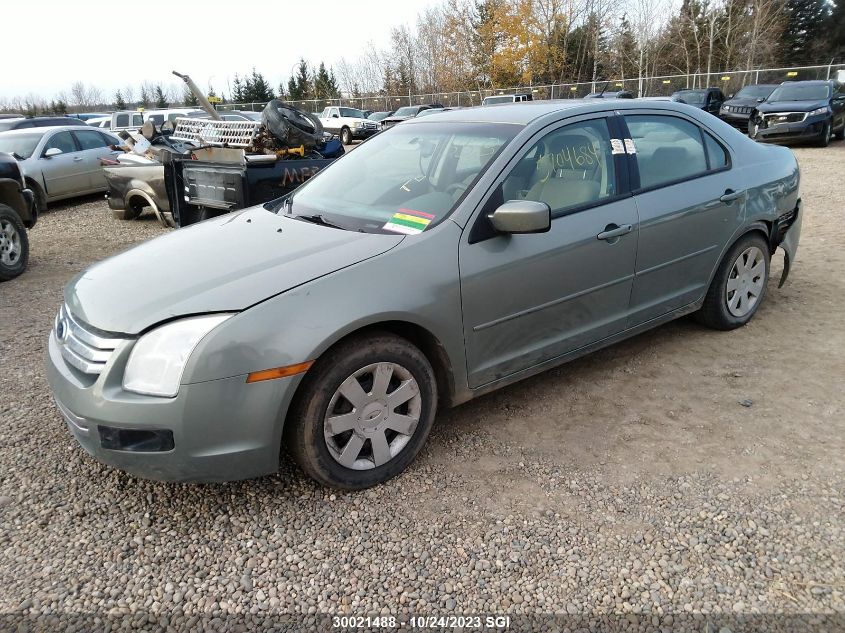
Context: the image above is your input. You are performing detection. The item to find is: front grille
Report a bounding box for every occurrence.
[763,112,806,125]
[54,304,125,375]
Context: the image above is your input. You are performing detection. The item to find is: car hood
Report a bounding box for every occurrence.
[724,97,766,107]
[757,100,829,113]
[382,115,413,123]
[66,207,404,335]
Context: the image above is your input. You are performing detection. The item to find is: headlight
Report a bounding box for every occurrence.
[352,121,363,128]
[123,314,233,397]
[808,107,830,117]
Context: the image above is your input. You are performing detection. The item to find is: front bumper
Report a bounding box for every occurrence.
[719,110,751,128]
[352,127,379,139]
[45,329,298,482]
[752,117,828,144]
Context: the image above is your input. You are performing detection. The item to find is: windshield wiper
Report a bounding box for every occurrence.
[293,213,348,230]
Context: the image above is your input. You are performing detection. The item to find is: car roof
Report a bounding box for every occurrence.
[404,99,712,127]
[777,79,832,85]
[0,125,104,137]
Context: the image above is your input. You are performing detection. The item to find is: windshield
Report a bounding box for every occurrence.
[273,122,519,233]
[735,85,775,99]
[393,106,420,117]
[673,90,706,105]
[0,133,43,159]
[339,108,366,118]
[484,96,514,104]
[368,112,390,121]
[768,84,830,102]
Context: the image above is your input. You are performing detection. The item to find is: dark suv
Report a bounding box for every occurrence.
[671,87,725,115]
[749,80,845,146]
[718,84,778,129]
[0,153,35,280]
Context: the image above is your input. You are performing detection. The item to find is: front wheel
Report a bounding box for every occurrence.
[817,121,832,147]
[834,122,845,141]
[340,127,352,145]
[695,233,770,330]
[0,204,29,281]
[285,332,438,489]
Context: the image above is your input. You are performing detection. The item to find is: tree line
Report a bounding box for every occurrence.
[1,0,843,115]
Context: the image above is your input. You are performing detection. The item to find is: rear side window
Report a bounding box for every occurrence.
[115,113,128,127]
[703,132,728,169]
[74,129,109,150]
[625,115,708,189]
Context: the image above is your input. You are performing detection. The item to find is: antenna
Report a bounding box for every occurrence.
[598,81,611,97]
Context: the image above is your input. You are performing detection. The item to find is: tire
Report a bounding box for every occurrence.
[27,179,47,213]
[817,121,831,147]
[835,122,845,141]
[285,332,438,489]
[0,204,29,281]
[112,198,144,221]
[695,233,770,331]
[340,127,352,146]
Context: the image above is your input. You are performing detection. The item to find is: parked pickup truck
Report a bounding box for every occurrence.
[163,147,341,227]
[318,106,379,145]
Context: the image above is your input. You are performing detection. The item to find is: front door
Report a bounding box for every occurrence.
[459,115,639,388]
[39,131,85,198]
[72,129,120,190]
[621,112,742,326]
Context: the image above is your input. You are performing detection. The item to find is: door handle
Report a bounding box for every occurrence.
[719,189,745,203]
[597,224,633,241]
[73,156,83,162]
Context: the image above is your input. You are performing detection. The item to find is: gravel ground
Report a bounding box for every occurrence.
[1,144,844,632]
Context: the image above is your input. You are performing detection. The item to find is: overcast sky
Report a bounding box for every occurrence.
[2,0,429,101]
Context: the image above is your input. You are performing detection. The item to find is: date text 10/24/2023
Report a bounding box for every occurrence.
[331,615,511,630]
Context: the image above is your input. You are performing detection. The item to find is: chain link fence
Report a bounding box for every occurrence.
[217,62,845,114]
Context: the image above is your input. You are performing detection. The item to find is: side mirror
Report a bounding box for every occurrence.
[756,97,765,103]
[44,147,63,158]
[488,200,551,234]
[332,113,339,118]
[727,93,734,99]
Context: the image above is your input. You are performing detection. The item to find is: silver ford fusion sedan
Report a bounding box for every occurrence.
[46,100,802,489]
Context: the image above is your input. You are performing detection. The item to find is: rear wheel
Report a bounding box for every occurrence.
[696,233,769,330]
[285,332,437,489]
[112,197,144,221]
[0,204,29,281]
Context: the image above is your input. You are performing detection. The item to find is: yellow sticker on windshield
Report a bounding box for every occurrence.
[383,209,434,235]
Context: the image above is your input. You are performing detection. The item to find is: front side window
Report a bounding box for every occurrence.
[132,114,143,126]
[115,114,128,127]
[625,115,708,189]
[502,118,616,215]
[44,131,77,155]
[279,121,519,233]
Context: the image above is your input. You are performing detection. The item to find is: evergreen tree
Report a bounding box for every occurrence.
[231,74,246,103]
[784,0,832,64]
[139,85,151,108]
[183,88,199,106]
[54,99,68,115]
[824,0,845,60]
[114,90,126,110]
[287,59,311,101]
[154,85,168,108]
[615,14,638,80]
[246,68,275,102]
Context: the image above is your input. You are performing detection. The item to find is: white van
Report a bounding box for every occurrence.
[142,108,208,126]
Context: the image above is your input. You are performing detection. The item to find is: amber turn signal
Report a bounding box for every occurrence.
[246,361,314,383]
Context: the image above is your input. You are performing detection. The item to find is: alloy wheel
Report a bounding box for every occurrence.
[726,246,765,317]
[323,362,421,470]
[0,219,21,267]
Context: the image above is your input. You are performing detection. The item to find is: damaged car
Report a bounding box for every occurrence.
[46,100,801,489]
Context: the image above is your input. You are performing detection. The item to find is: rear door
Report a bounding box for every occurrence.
[39,131,85,198]
[459,114,639,387]
[621,112,741,326]
[71,129,118,190]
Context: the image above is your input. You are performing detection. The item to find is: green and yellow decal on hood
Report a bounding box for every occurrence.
[383,209,434,235]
